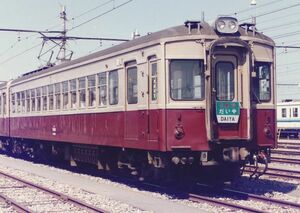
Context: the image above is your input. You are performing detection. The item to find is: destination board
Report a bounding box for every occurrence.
[216,101,240,123]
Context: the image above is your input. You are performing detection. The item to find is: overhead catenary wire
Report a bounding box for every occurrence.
[228,0,285,16]
[0,42,42,66]
[71,0,115,20]
[239,3,300,22]
[70,0,133,31]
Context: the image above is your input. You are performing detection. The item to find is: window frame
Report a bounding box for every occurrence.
[109,70,119,105]
[215,61,235,101]
[282,108,287,118]
[127,66,138,104]
[253,62,272,102]
[87,75,96,108]
[98,72,107,107]
[169,59,205,101]
[149,58,158,102]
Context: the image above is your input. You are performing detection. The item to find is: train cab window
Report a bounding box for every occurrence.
[70,79,77,109]
[216,62,234,101]
[26,90,30,112]
[55,83,61,110]
[170,59,205,100]
[109,70,118,105]
[48,85,54,110]
[88,75,96,107]
[252,62,271,102]
[282,108,287,118]
[17,92,21,113]
[30,89,35,112]
[35,88,40,111]
[79,77,86,108]
[42,86,47,111]
[150,61,158,101]
[62,81,69,109]
[127,66,138,104]
[11,93,15,113]
[98,72,107,106]
[293,108,298,117]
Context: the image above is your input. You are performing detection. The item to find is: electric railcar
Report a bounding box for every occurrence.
[0,16,276,180]
[277,100,300,139]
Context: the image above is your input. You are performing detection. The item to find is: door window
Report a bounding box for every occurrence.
[216,62,234,101]
[127,67,138,104]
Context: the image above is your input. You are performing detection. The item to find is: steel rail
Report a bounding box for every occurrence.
[0,192,31,213]
[194,184,300,211]
[189,193,266,213]
[222,188,300,209]
[272,150,300,156]
[271,157,300,165]
[244,166,300,180]
[0,171,108,213]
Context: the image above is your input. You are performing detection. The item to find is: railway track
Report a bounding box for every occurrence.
[0,170,107,213]
[104,173,300,213]
[244,166,300,180]
[278,144,300,150]
[272,150,300,156]
[190,184,300,213]
[271,156,300,165]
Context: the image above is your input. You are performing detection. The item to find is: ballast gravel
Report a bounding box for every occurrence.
[0,154,298,212]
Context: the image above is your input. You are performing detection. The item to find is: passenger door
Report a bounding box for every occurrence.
[124,61,139,143]
[211,54,250,140]
[147,58,159,143]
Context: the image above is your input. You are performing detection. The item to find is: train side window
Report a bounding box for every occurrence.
[98,72,107,106]
[11,93,15,113]
[170,59,205,100]
[55,83,61,110]
[36,88,40,111]
[282,108,287,118]
[3,93,6,115]
[48,85,54,111]
[17,92,21,113]
[109,70,118,105]
[30,89,35,112]
[0,95,2,115]
[70,79,77,109]
[127,66,138,104]
[62,81,69,109]
[21,91,25,113]
[150,61,158,101]
[42,86,47,111]
[79,77,86,108]
[293,107,298,117]
[26,90,30,112]
[252,62,271,102]
[88,75,96,107]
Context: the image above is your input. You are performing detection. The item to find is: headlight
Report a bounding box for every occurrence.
[215,17,239,34]
[217,20,226,30]
[228,21,237,30]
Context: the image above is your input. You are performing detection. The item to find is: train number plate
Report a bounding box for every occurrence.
[216,101,240,123]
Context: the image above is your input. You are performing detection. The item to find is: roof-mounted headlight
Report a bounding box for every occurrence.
[215,17,239,34]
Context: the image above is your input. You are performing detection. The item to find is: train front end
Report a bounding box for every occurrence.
[164,16,276,178]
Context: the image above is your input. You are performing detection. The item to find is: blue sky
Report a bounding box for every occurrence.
[0,0,299,101]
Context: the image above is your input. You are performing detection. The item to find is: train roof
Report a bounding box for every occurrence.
[277,101,300,106]
[11,20,274,85]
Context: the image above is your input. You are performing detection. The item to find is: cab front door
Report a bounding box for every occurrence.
[211,53,250,140]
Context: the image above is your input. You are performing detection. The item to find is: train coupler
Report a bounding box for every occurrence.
[247,151,268,180]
